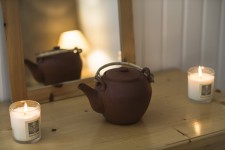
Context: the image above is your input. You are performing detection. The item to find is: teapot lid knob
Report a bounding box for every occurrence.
[119,67,129,72]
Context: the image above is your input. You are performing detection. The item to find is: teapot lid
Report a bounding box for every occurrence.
[36,46,82,58]
[95,62,153,83]
[103,67,141,81]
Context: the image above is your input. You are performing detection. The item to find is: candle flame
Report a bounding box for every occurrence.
[24,102,28,112]
[198,66,203,77]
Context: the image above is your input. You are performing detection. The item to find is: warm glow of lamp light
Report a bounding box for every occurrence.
[87,50,112,74]
[193,121,202,136]
[58,30,89,53]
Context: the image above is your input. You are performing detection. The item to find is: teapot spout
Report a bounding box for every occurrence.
[78,83,104,113]
[24,59,45,83]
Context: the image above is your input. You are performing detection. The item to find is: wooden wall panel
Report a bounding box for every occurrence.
[143,0,163,71]
[201,0,221,72]
[182,0,203,70]
[133,0,225,91]
[217,0,225,91]
[161,0,183,70]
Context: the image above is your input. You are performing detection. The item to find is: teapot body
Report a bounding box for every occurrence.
[98,74,152,124]
[79,62,154,125]
[94,62,154,125]
[37,50,82,85]
[25,47,82,85]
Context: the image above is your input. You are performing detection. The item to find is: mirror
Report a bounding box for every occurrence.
[21,0,121,87]
[2,0,135,103]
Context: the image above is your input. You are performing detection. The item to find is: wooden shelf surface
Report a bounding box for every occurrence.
[1,69,225,150]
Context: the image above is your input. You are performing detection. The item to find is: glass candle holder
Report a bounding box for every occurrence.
[9,100,41,143]
[188,66,215,103]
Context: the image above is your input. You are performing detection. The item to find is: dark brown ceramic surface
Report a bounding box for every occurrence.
[79,62,154,125]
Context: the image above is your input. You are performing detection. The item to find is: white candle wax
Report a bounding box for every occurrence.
[9,100,41,143]
[188,68,215,102]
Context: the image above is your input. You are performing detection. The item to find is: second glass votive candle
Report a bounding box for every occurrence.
[188,66,215,103]
[9,100,41,143]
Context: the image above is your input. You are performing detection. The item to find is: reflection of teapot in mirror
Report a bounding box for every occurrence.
[20,0,122,88]
[79,62,154,125]
[3,0,135,102]
[24,46,82,85]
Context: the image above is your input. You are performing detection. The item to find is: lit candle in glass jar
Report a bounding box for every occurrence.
[188,66,215,102]
[9,100,41,143]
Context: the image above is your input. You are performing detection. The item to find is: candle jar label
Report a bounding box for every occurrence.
[26,119,41,140]
[200,84,212,98]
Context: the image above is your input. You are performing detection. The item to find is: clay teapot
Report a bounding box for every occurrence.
[24,46,82,85]
[79,62,154,125]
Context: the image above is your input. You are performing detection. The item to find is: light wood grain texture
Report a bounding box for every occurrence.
[1,0,28,101]
[119,0,135,63]
[1,70,225,149]
[2,0,135,102]
[27,77,95,104]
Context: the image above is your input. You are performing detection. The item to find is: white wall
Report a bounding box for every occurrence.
[133,0,225,91]
[0,2,11,101]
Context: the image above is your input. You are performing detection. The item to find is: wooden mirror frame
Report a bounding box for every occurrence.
[1,0,135,103]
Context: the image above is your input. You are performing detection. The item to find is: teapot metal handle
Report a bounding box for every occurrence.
[95,62,154,83]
